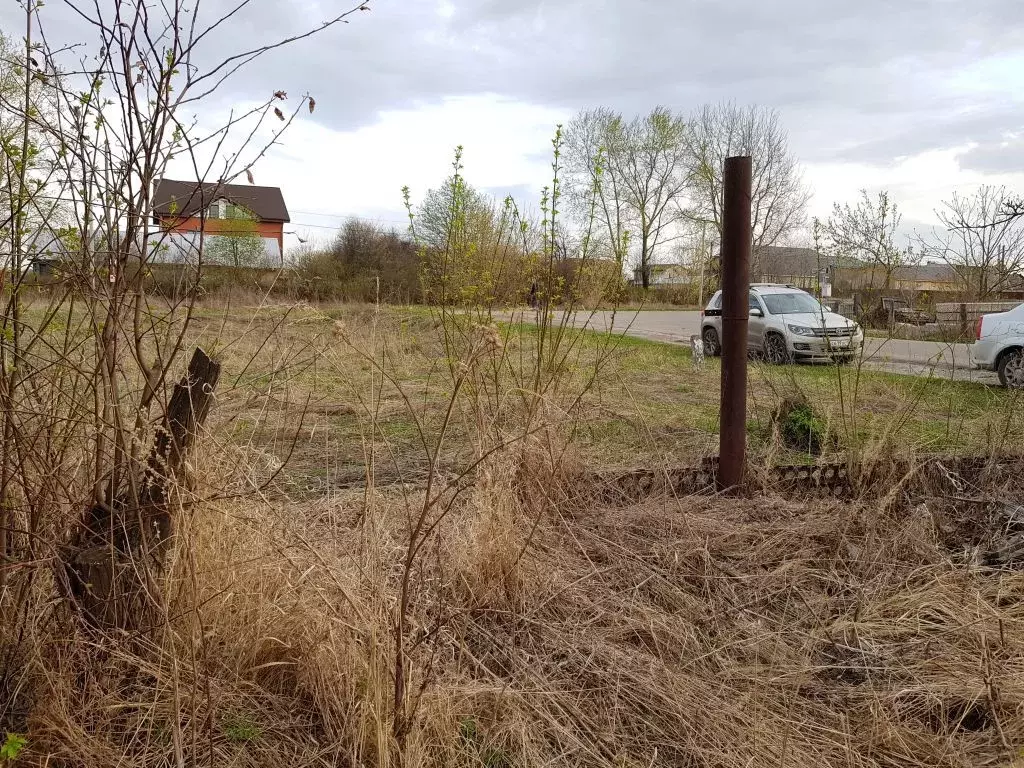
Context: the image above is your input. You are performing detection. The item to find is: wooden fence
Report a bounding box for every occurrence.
[935,301,1020,325]
[822,298,856,317]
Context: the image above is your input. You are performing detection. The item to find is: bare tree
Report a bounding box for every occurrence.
[564,106,687,289]
[563,107,632,277]
[820,190,917,289]
[0,30,70,270]
[1005,197,1024,222]
[618,107,688,289]
[296,218,422,302]
[408,153,526,310]
[684,102,809,276]
[918,185,1024,299]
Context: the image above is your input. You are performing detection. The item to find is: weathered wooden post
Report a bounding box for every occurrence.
[66,347,221,630]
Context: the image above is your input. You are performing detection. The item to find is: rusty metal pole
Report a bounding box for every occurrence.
[718,156,752,492]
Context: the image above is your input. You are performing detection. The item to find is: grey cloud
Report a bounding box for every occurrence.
[957,137,1024,174]
[821,105,1024,165]
[5,0,1023,171]
[443,0,1023,164]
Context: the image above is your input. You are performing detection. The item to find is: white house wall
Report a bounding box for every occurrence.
[149,231,283,267]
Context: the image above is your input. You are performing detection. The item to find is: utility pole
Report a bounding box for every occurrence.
[717,157,752,492]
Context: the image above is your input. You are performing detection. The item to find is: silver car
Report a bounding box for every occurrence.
[701,284,864,363]
[971,302,1024,388]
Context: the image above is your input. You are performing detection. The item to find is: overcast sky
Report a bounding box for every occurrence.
[11,0,1024,250]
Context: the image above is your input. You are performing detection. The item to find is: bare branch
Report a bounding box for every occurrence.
[916,186,1024,300]
[683,102,809,277]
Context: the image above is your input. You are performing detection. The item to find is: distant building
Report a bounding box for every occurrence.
[753,246,864,290]
[836,263,960,293]
[632,263,695,287]
[20,228,75,277]
[151,179,290,267]
[753,246,1024,299]
[28,256,59,277]
[835,263,1024,297]
[1000,272,1024,300]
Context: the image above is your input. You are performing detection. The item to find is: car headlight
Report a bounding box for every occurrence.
[787,324,816,336]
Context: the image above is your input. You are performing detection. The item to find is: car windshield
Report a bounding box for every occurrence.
[761,292,823,315]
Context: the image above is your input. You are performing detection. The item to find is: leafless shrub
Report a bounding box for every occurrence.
[685,102,810,277]
[917,185,1024,300]
[0,0,370,754]
[294,219,422,304]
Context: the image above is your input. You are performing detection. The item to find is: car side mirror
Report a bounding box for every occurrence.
[750,308,763,317]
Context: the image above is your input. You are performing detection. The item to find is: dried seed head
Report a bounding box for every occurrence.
[471,323,503,355]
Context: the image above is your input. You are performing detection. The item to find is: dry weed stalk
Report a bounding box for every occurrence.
[0,0,370,759]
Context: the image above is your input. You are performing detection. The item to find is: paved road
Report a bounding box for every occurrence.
[514,309,1001,385]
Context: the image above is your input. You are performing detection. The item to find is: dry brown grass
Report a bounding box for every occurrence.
[4,300,1024,767]
[11,451,1024,767]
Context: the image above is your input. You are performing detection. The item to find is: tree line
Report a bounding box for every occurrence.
[1,17,1020,305]
[559,104,1024,299]
[561,103,811,290]
[294,102,810,300]
[817,186,1024,299]
[296,103,1024,304]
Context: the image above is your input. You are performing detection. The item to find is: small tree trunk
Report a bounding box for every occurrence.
[641,230,650,290]
[64,347,221,630]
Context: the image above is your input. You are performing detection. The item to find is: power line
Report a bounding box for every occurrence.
[290,208,408,223]
[289,219,411,233]
[288,210,410,227]
[2,193,413,229]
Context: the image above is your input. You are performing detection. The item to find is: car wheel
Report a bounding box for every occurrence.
[763,333,790,365]
[998,348,1024,388]
[702,326,721,357]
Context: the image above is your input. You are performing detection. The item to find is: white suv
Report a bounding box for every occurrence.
[971,303,1024,388]
[701,284,863,364]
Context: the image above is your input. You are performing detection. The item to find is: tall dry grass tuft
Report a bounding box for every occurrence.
[452,461,528,614]
[0,1,374,763]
